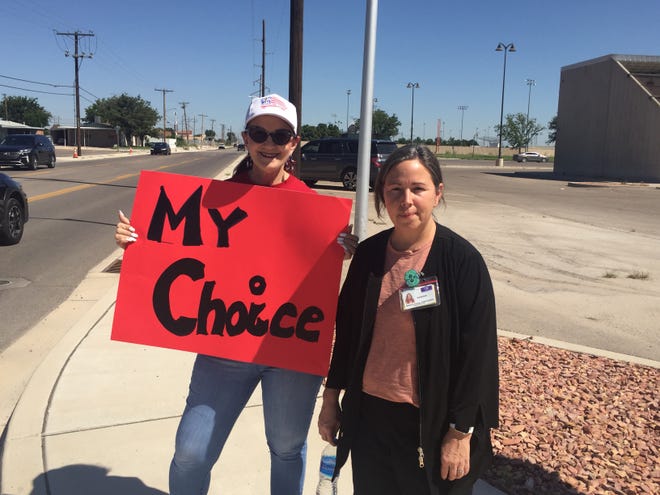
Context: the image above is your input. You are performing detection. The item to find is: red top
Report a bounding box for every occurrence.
[230,171,315,193]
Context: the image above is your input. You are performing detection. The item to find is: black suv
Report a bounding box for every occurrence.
[0,134,56,170]
[0,172,29,245]
[151,142,171,155]
[300,137,397,190]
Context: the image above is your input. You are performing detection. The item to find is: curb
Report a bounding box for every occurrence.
[498,330,660,369]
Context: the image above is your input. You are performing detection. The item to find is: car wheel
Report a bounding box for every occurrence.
[341,168,358,190]
[29,154,38,170]
[521,158,527,163]
[47,153,56,168]
[0,197,25,245]
[542,158,548,162]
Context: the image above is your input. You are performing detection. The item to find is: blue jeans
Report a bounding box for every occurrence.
[169,354,323,495]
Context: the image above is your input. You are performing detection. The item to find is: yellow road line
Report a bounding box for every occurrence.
[27,160,200,202]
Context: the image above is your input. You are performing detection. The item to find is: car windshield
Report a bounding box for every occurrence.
[1,135,35,146]
[373,142,397,154]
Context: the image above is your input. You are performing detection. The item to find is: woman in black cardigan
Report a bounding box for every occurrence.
[318,145,499,495]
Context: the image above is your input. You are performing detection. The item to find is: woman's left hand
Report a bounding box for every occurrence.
[440,428,471,481]
[337,224,357,260]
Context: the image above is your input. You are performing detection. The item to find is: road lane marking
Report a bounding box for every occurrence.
[27,162,200,202]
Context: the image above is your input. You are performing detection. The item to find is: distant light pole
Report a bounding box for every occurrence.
[457,105,468,142]
[346,89,351,133]
[525,78,536,151]
[406,82,419,143]
[495,42,516,166]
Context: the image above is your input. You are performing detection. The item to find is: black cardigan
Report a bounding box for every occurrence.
[326,223,499,490]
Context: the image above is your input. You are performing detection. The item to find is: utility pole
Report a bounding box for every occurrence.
[525,78,536,151]
[289,0,303,173]
[210,118,216,141]
[261,20,266,97]
[155,88,174,142]
[56,30,94,157]
[199,114,208,146]
[179,101,190,142]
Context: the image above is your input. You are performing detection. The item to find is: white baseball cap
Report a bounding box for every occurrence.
[245,94,298,134]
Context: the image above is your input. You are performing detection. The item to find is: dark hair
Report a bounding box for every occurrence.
[232,154,297,177]
[373,144,444,217]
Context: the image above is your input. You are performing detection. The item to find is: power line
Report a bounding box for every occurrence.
[0,83,72,96]
[0,73,73,88]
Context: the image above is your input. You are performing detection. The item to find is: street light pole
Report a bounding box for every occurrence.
[525,78,536,151]
[407,82,419,144]
[457,105,468,142]
[346,89,351,133]
[495,42,516,167]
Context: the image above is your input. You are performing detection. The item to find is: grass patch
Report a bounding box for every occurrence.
[627,271,650,280]
[603,271,618,279]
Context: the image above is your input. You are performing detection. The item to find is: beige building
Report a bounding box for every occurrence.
[554,54,660,181]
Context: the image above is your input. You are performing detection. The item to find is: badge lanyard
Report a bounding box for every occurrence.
[399,269,441,311]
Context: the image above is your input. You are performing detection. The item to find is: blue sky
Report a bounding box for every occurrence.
[2,0,659,144]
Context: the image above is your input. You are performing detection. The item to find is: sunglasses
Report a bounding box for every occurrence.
[246,126,295,146]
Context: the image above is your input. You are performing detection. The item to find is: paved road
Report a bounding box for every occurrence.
[0,149,237,352]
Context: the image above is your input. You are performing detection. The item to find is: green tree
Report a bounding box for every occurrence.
[355,109,401,139]
[226,131,237,144]
[495,112,544,151]
[2,95,52,127]
[84,93,159,145]
[300,124,318,141]
[205,129,216,140]
[546,115,558,144]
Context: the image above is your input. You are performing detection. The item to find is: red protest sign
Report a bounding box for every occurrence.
[111,170,352,376]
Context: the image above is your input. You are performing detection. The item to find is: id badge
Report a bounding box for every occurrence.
[399,276,440,311]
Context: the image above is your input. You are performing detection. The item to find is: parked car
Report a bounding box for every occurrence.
[151,142,171,155]
[236,143,246,151]
[0,134,56,170]
[299,137,398,190]
[218,144,226,149]
[0,172,29,245]
[512,151,548,163]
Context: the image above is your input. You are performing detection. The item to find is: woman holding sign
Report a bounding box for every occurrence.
[116,94,356,495]
[318,145,499,495]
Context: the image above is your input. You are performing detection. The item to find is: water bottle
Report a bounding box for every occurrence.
[316,443,338,495]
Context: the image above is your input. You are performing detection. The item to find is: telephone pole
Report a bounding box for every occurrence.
[289,0,303,172]
[155,88,173,142]
[56,30,94,157]
[198,114,208,146]
[261,20,266,97]
[179,102,190,142]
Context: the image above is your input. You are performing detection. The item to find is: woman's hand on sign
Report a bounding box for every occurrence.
[337,224,358,260]
[116,210,138,249]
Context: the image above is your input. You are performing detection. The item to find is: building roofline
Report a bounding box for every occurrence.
[561,53,660,72]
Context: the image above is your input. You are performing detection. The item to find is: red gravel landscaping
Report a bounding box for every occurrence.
[482,337,659,495]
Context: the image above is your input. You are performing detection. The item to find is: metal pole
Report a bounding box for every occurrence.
[407,82,419,143]
[458,105,468,142]
[354,0,378,242]
[346,89,351,133]
[496,42,515,166]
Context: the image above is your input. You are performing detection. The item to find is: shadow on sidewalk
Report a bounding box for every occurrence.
[483,455,586,495]
[26,464,166,495]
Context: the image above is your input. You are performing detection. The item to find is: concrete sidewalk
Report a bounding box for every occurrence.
[0,156,507,494]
